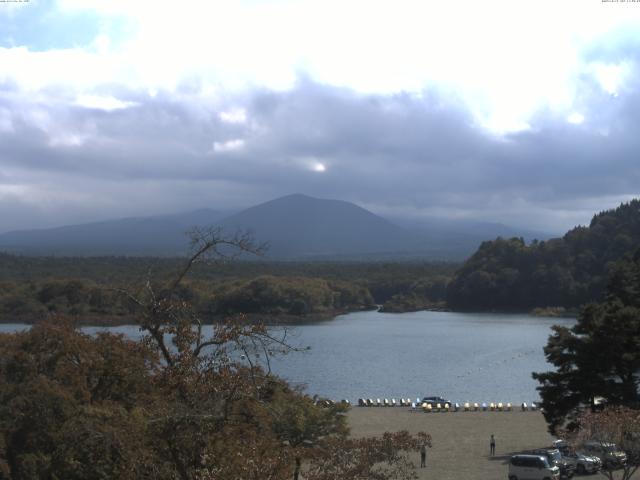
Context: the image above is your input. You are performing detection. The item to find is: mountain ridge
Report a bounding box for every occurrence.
[0,194,547,260]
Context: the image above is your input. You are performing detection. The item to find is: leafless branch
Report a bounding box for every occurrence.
[169,226,267,295]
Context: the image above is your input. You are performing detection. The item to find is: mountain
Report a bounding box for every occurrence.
[218,194,424,259]
[0,194,546,259]
[0,209,228,256]
[389,216,554,257]
[446,199,640,311]
[0,195,427,258]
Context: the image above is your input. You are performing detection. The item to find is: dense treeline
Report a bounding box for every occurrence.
[447,199,640,310]
[0,275,373,323]
[0,254,457,296]
[0,255,458,322]
[214,276,374,316]
[378,276,449,312]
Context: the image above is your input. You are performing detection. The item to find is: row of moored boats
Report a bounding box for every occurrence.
[357,398,540,411]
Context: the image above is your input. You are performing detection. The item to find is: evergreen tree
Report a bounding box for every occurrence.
[533,249,640,434]
[448,199,640,310]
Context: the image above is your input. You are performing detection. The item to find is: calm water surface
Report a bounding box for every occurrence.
[269,310,574,403]
[1,310,573,404]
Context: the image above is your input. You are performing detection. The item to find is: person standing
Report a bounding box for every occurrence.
[490,434,496,456]
[420,444,427,467]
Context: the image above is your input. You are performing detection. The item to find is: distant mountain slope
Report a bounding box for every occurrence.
[446,199,640,310]
[0,194,549,260]
[219,194,424,258]
[391,216,552,241]
[389,216,554,259]
[0,194,427,258]
[0,209,227,256]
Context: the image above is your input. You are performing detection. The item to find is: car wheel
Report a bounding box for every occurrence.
[508,476,517,480]
[576,464,586,475]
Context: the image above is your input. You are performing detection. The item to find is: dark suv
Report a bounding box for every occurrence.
[420,396,450,406]
[529,449,575,478]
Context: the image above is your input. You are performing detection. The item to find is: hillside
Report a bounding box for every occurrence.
[0,194,428,258]
[0,194,546,260]
[446,199,640,310]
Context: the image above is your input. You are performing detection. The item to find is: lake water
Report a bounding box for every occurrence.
[0,310,573,404]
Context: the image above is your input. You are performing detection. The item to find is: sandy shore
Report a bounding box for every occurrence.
[347,407,555,480]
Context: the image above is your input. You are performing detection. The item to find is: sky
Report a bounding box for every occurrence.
[1,0,640,234]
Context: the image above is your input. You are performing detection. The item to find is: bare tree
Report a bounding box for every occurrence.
[117,226,282,366]
[115,227,304,480]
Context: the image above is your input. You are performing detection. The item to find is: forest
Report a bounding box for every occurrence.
[0,254,457,324]
[446,199,640,311]
[3,199,639,323]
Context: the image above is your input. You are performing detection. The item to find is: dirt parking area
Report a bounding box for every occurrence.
[348,407,562,480]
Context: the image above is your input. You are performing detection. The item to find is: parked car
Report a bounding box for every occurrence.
[528,449,575,478]
[552,440,602,475]
[581,441,627,469]
[420,396,450,406]
[562,451,602,475]
[509,454,560,480]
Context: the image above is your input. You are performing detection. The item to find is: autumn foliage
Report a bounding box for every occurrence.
[567,406,640,480]
[0,228,430,479]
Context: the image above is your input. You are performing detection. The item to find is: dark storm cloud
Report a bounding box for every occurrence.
[508,91,640,201]
[234,78,640,220]
[1,57,640,233]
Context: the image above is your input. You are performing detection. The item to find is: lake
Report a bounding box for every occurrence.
[0,310,573,404]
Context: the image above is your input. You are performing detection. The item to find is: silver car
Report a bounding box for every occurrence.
[582,441,627,469]
[562,451,602,475]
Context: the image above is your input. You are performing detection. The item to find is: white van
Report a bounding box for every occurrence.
[508,454,560,480]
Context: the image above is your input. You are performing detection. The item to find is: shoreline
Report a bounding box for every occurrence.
[0,307,373,327]
[0,304,576,327]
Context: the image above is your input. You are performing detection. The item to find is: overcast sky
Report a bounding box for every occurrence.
[1,0,640,234]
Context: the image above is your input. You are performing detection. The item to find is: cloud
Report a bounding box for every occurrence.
[75,94,138,111]
[212,139,245,153]
[567,113,585,125]
[2,62,640,234]
[4,1,640,130]
[219,108,247,124]
[1,1,640,234]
